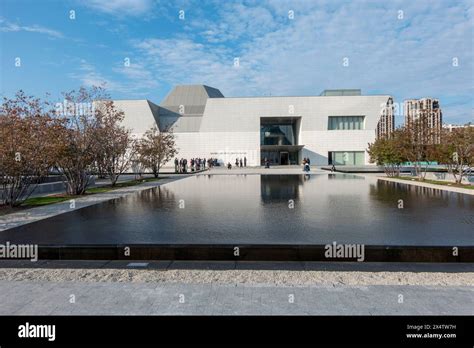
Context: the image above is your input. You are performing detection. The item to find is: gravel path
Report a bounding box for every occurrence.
[0,268,472,286]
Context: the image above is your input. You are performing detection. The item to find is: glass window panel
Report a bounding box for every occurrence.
[328,116,365,130]
[355,152,365,165]
[334,152,344,164]
[331,151,365,165]
[261,124,296,145]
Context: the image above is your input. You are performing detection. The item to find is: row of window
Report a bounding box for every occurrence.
[328,116,365,130]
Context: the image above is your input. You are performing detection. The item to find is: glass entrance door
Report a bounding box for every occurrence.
[280,151,289,165]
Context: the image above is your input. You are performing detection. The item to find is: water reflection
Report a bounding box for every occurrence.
[1,174,473,246]
[260,175,302,202]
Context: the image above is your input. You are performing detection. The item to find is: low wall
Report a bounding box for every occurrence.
[424,172,474,184]
[1,176,97,198]
[16,244,474,262]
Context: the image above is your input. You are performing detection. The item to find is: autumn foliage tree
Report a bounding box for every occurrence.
[434,127,474,184]
[94,100,137,186]
[369,124,473,184]
[368,128,407,177]
[0,91,63,207]
[53,86,138,193]
[396,119,441,180]
[137,126,178,178]
[54,87,106,195]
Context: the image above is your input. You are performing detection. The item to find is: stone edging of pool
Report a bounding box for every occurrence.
[376,176,474,195]
[19,244,474,263]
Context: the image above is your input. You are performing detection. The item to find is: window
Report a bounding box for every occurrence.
[329,151,365,165]
[328,116,365,130]
[260,124,297,145]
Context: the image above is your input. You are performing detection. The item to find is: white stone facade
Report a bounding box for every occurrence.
[115,85,392,167]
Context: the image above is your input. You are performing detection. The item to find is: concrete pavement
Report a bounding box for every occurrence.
[0,280,471,315]
[0,261,471,315]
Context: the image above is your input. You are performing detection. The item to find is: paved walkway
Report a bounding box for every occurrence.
[200,165,325,175]
[0,280,471,315]
[0,261,471,315]
[0,175,189,231]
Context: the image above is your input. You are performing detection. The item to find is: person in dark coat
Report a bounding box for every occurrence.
[265,158,270,168]
[244,157,247,167]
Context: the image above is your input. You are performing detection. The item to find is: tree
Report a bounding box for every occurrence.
[0,91,63,207]
[137,126,178,178]
[368,128,406,177]
[401,115,440,180]
[94,100,137,186]
[55,86,106,195]
[434,127,474,184]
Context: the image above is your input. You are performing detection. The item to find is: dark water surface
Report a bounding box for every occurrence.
[1,174,473,245]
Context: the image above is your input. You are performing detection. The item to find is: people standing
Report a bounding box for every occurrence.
[174,158,179,173]
[240,158,243,167]
[304,159,310,172]
[235,158,239,167]
[244,157,247,167]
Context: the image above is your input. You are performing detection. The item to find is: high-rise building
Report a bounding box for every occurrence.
[404,98,442,144]
[376,97,395,138]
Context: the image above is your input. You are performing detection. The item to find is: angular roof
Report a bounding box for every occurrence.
[160,85,224,107]
[158,85,224,132]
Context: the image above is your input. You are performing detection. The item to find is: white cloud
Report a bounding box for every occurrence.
[133,0,473,123]
[81,0,154,16]
[112,61,159,90]
[0,18,63,38]
[68,60,119,90]
[68,59,159,96]
[133,38,245,93]
[189,2,279,43]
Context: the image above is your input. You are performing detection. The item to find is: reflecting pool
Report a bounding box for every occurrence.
[1,174,473,246]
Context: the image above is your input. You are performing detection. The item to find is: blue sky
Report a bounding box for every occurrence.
[0,0,473,125]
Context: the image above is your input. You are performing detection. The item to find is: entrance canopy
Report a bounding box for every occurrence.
[260,145,305,152]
